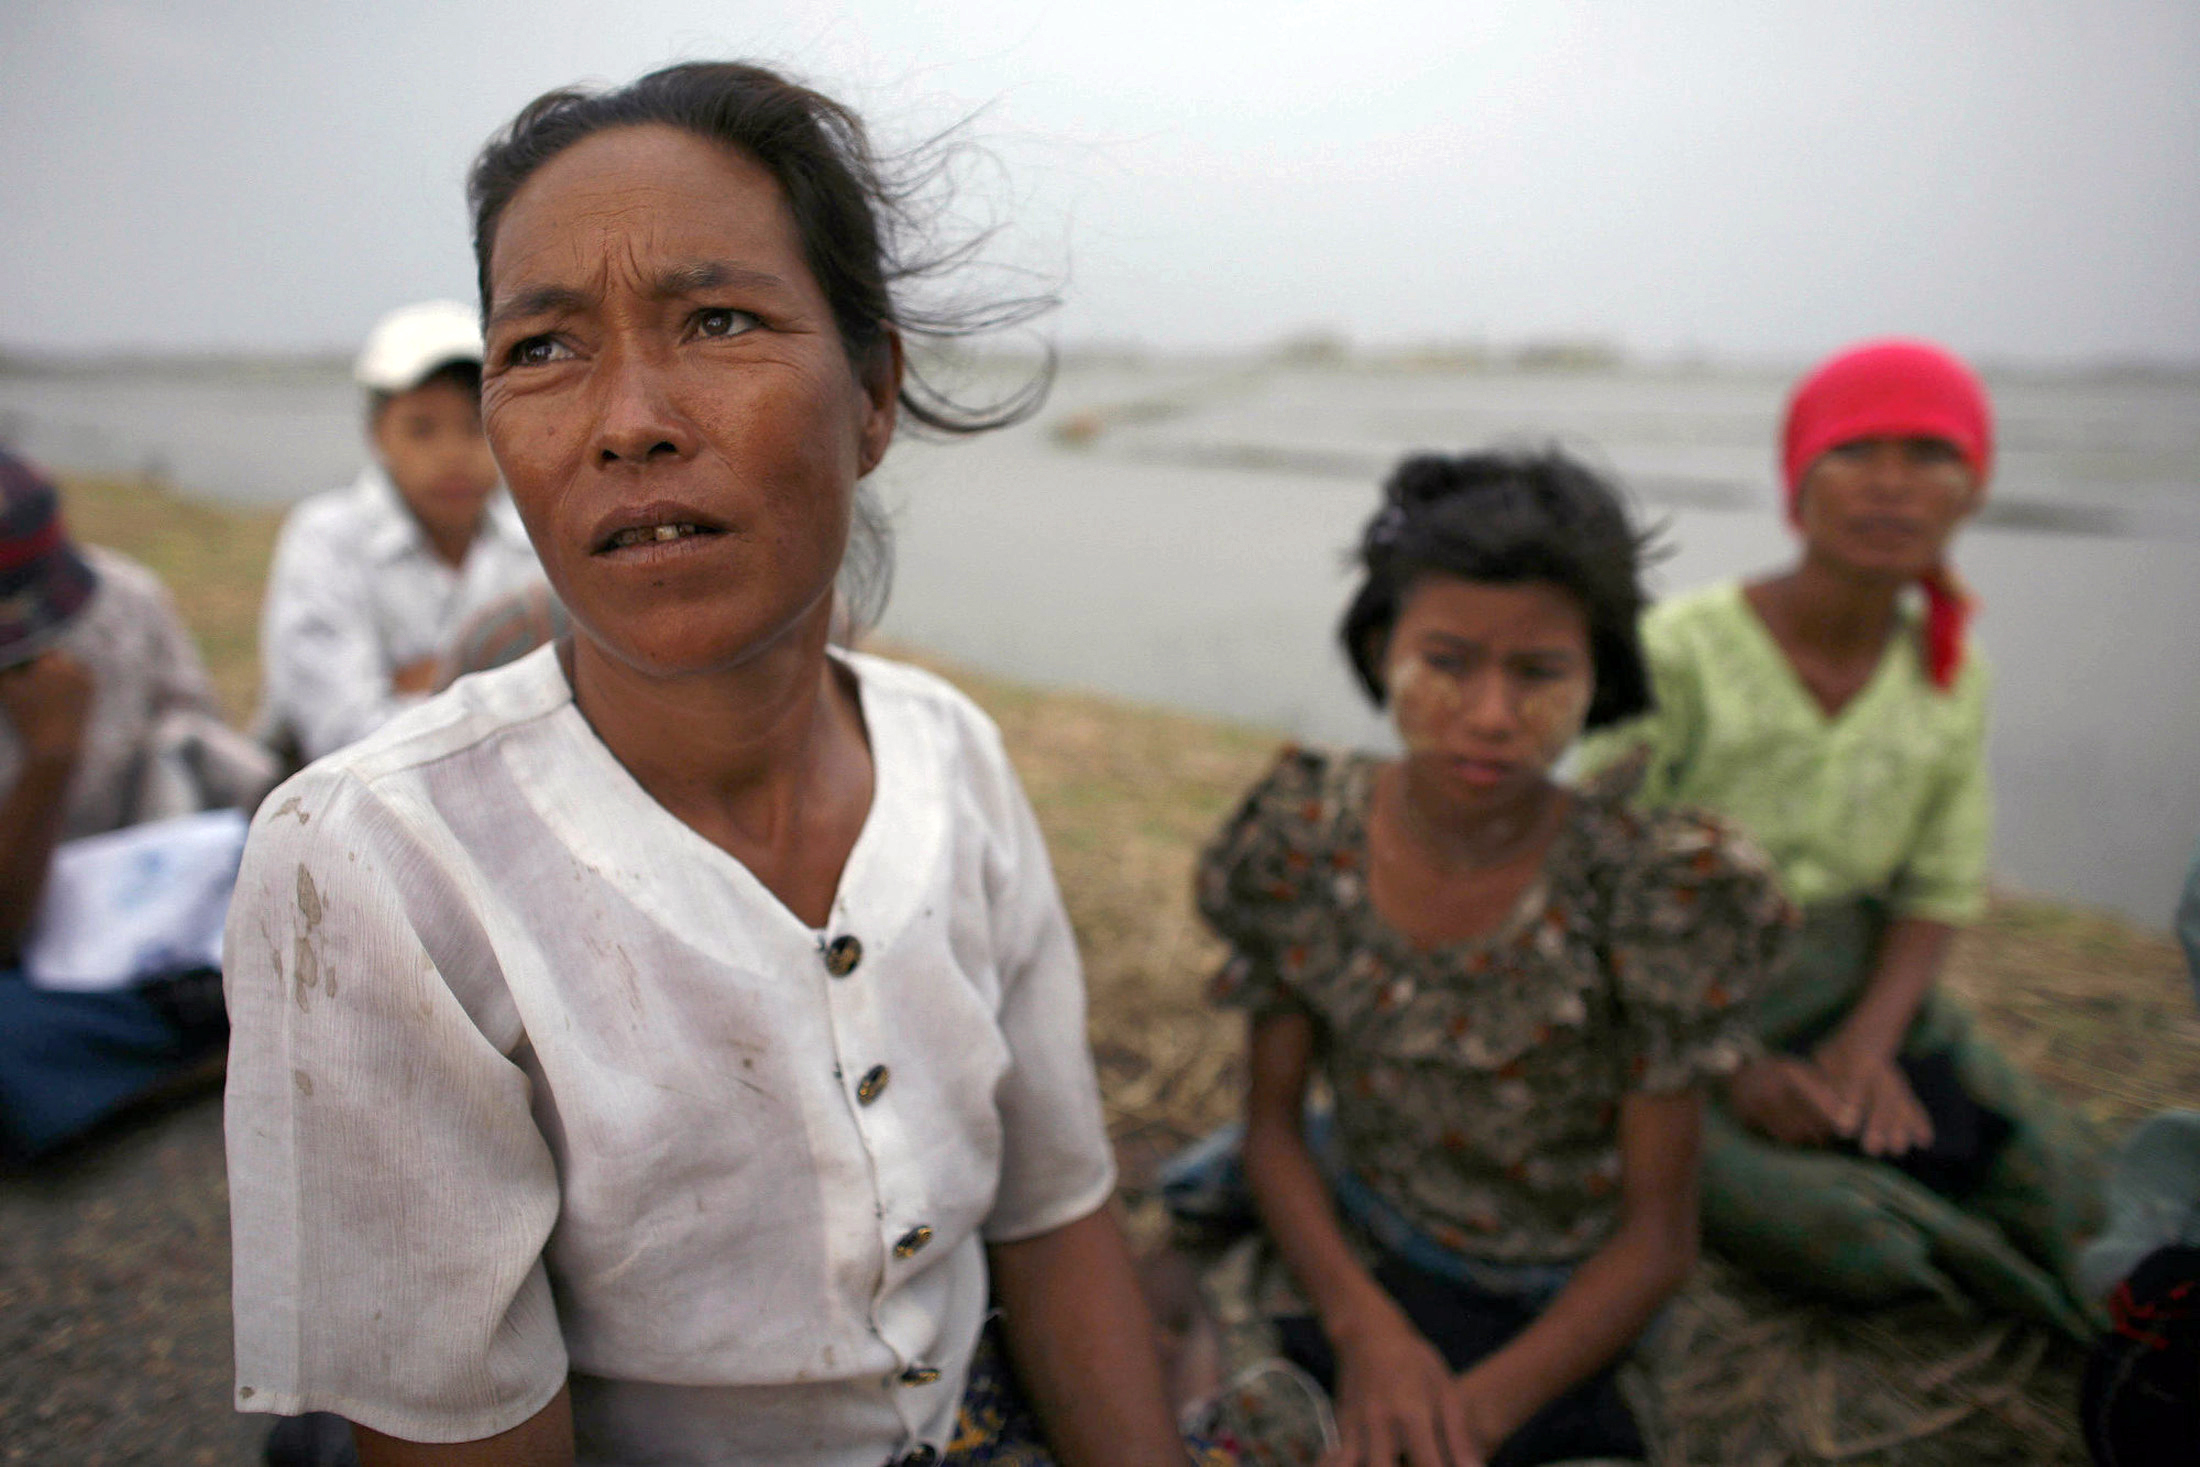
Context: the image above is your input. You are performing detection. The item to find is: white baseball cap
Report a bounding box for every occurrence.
[353,299,484,394]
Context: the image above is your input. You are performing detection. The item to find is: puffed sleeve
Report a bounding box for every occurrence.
[222,768,567,1442]
[972,722,1119,1243]
[1194,747,1329,1016]
[1889,656,1992,925]
[1605,807,1793,1094]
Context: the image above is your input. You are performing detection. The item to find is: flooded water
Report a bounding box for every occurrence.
[4,357,2196,926]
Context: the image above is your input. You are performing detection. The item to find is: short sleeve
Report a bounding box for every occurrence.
[972,724,1119,1243]
[1605,809,1793,1094]
[222,769,567,1441]
[1889,658,1992,925]
[1193,748,1331,1017]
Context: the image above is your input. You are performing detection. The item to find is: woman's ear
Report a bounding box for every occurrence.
[855,327,904,478]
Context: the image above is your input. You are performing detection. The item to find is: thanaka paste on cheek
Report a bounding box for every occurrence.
[1386,654,1463,756]
[1518,678,1593,770]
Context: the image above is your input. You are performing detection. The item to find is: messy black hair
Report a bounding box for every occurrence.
[466,59,1049,437]
[466,60,1054,634]
[1339,448,1658,728]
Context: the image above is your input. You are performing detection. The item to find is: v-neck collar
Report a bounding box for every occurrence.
[1725,580,1915,730]
[505,646,930,967]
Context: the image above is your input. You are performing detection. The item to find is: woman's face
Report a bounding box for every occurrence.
[1795,434,1981,581]
[1382,575,1595,811]
[479,124,898,678]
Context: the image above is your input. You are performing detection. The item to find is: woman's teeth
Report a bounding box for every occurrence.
[609,523,703,548]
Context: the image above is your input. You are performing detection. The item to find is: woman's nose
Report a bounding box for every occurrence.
[590,349,697,467]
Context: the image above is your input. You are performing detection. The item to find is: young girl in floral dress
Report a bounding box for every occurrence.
[1197,450,1789,1466]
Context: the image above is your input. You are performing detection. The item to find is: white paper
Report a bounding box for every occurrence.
[23,808,249,992]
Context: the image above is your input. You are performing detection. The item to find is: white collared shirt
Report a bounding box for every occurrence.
[222,647,1117,1465]
[258,467,543,762]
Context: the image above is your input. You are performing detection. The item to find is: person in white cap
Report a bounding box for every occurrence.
[257,300,543,765]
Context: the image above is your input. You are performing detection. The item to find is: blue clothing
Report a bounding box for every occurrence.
[0,968,216,1154]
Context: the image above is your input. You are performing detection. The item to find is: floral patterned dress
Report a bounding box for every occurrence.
[1198,746,1791,1270]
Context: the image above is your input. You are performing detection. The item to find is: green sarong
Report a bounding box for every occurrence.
[1700,900,2107,1338]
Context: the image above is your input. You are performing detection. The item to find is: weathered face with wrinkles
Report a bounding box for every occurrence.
[477,124,898,679]
[1381,575,1594,808]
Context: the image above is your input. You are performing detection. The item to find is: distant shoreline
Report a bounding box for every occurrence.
[8,344,2199,385]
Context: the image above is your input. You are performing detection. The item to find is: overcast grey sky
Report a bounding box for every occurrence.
[3,1,2194,364]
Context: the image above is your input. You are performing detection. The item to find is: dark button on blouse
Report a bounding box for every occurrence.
[895,1447,939,1467]
[824,934,864,977]
[892,1224,934,1259]
[857,1064,890,1105]
[897,1364,942,1386]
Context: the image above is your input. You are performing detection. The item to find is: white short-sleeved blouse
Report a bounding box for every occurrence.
[222,645,1117,1465]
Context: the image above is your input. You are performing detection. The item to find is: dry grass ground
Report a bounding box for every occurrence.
[876,651,2198,1467]
[4,477,2191,1464]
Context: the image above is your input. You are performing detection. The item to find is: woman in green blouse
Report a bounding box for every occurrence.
[1578,339,2104,1336]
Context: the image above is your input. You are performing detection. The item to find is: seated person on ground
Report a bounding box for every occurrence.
[1576,338,2107,1337]
[257,298,541,764]
[1192,450,1788,1467]
[223,61,1219,1467]
[0,449,273,1154]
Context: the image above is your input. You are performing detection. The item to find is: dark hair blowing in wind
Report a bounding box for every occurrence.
[465,60,1054,633]
[1339,448,1659,730]
[467,60,1052,435]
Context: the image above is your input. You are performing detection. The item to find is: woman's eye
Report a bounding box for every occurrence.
[508,336,568,366]
[695,308,758,338]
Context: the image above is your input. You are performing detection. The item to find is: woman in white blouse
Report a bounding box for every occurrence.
[224,62,1197,1467]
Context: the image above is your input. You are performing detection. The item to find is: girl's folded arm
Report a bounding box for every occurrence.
[1241,1010,1393,1335]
